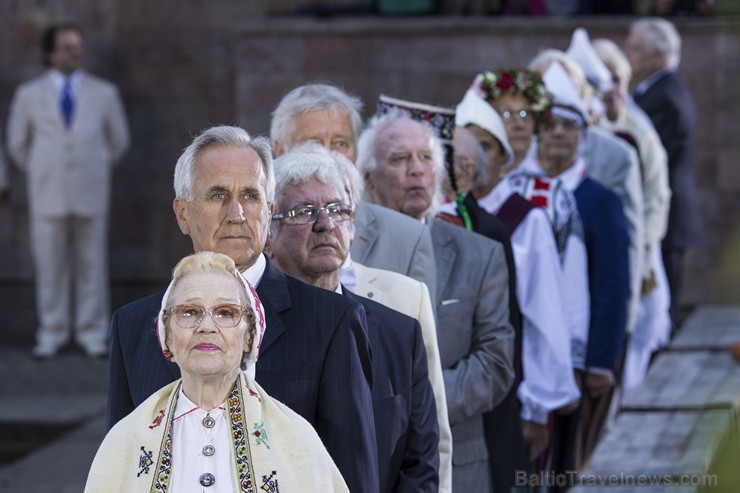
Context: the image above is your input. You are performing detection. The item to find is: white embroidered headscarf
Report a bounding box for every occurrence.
[155,254,267,379]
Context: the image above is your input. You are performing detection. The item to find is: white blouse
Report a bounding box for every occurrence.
[170,388,237,493]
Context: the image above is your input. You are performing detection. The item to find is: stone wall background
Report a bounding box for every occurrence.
[1,1,738,322]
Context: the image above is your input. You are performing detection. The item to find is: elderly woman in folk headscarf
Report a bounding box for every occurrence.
[85,251,348,493]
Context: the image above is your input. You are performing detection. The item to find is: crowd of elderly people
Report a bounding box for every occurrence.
[72,16,693,493]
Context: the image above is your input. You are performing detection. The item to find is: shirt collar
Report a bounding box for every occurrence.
[477,178,513,214]
[173,386,226,421]
[49,69,83,92]
[339,254,356,293]
[634,68,672,96]
[241,253,267,288]
[556,158,587,191]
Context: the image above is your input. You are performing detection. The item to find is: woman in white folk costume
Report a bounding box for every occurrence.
[453,82,581,462]
[85,252,348,493]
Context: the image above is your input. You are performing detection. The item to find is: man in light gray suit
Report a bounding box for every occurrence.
[357,112,515,492]
[270,83,437,303]
[6,23,130,358]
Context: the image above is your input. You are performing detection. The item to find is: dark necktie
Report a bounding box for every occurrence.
[60,80,74,129]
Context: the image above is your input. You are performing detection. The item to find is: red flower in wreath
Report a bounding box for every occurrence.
[497,72,514,90]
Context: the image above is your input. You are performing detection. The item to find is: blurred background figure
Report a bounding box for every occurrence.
[593,37,673,393]
[6,23,130,359]
[627,17,703,326]
[0,135,7,204]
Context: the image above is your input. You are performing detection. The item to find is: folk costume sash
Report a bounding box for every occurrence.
[85,373,349,493]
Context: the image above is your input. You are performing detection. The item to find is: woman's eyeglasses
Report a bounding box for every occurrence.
[167,304,247,329]
[501,109,534,123]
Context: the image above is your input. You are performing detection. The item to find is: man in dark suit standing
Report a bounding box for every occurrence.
[267,143,440,493]
[627,17,703,322]
[107,125,379,493]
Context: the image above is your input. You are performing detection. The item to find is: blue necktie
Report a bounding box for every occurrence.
[60,80,74,129]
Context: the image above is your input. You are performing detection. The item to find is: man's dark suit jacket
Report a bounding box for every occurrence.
[634,71,703,248]
[344,289,439,493]
[574,178,631,371]
[107,257,380,493]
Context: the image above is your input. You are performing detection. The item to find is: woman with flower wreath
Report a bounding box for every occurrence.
[85,252,348,492]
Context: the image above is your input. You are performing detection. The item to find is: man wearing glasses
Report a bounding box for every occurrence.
[537,63,630,480]
[267,143,440,493]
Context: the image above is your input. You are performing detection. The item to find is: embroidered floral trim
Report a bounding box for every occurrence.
[149,409,165,429]
[253,421,269,449]
[229,381,256,493]
[150,385,178,492]
[138,446,154,477]
[146,379,261,493]
[260,470,279,492]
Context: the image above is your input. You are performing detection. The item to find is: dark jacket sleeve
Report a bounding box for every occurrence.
[317,302,380,493]
[106,308,135,430]
[394,320,440,493]
[581,185,631,370]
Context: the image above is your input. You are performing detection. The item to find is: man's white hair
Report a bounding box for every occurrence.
[630,17,682,69]
[356,113,446,216]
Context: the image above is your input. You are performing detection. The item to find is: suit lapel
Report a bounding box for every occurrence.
[430,220,456,304]
[353,263,379,300]
[73,75,92,133]
[255,259,289,355]
[40,76,66,130]
[351,206,379,265]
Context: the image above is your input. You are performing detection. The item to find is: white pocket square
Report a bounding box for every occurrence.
[441,299,460,306]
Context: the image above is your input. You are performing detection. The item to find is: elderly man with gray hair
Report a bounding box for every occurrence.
[270,83,438,305]
[627,18,703,326]
[357,110,515,493]
[107,125,380,493]
[268,142,443,493]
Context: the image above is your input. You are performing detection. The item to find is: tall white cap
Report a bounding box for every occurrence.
[566,27,613,94]
[455,89,514,168]
[542,61,589,125]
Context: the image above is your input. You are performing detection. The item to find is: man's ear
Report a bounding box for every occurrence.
[274,140,286,157]
[263,233,274,258]
[173,198,190,235]
[363,171,376,193]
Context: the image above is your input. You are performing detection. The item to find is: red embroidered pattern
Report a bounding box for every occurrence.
[149,410,165,429]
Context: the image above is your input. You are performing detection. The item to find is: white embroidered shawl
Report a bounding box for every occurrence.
[85,373,349,493]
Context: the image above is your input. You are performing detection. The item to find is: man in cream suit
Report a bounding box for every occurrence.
[270,83,437,304]
[358,112,515,492]
[6,23,130,357]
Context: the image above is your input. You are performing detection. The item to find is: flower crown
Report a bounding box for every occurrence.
[471,69,552,113]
